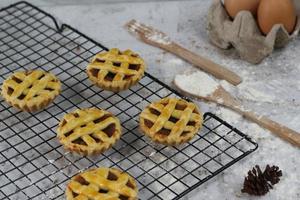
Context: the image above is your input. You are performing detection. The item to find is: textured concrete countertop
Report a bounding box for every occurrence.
[2,0,300,199]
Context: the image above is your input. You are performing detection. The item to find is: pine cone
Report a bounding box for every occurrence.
[241,165,282,196]
[263,165,282,185]
[241,165,271,196]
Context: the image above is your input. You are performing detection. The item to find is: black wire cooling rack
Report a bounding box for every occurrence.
[0,1,258,200]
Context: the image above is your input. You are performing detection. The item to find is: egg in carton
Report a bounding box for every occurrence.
[207,0,300,64]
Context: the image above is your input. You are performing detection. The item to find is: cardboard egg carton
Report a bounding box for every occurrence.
[207,0,300,64]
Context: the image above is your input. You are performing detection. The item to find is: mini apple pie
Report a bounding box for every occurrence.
[57,108,121,155]
[66,167,138,200]
[87,48,146,92]
[1,70,61,112]
[139,97,203,145]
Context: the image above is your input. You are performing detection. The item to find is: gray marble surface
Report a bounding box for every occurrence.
[1,0,300,199]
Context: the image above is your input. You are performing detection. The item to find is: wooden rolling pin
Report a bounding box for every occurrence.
[125,19,242,86]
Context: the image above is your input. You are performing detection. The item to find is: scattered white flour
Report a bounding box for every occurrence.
[149,151,156,157]
[127,20,171,45]
[165,58,184,65]
[216,107,242,124]
[216,98,224,104]
[48,159,54,164]
[220,80,237,95]
[174,71,219,97]
[220,79,276,103]
[239,86,275,103]
[216,107,268,141]
[146,32,172,45]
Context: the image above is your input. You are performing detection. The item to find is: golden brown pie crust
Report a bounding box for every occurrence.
[86,48,146,92]
[57,108,121,156]
[139,98,203,145]
[66,167,138,200]
[1,70,61,112]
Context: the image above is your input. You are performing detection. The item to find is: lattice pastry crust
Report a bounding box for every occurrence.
[66,167,138,200]
[139,98,203,145]
[1,70,61,112]
[87,48,146,92]
[57,108,121,155]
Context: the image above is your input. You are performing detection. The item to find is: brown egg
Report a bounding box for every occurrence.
[258,0,297,35]
[224,0,261,18]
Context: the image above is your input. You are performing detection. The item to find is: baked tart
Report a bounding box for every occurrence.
[66,167,138,200]
[87,48,146,92]
[1,70,61,112]
[57,108,121,155]
[139,98,203,145]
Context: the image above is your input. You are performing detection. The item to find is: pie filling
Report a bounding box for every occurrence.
[169,116,179,123]
[90,68,100,78]
[143,100,201,139]
[175,104,186,111]
[128,63,140,71]
[119,195,130,200]
[107,171,118,181]
[7,87,14,95]
[181,131,190,137]
[126,180,135,189]
[102,124,116,137]
[25,71,34,76]
[149,108,160,115]
[69,169,136,199]
[72,191,78,197]
[16,73,58,94]
[45,87,54,91]
[90,134,102,143]
[69,127,111,146]
[61,119,67,127]
[62,113,117,146]
[177,102,199,114]
[73,137,88,146]
[99,189,108,193]
[88,49,145,89]
[64,130,74,137]
[144,119,154,128]
[105,72,116,81]
[95,58,105,63]
[113,62,121,67]
[187,121,196,126]
[157,128,171,136]
[75,175,89,185]
[12,76,22,83]
[123,74,134,80]
[18,94,26,100]
[93,114,111,123]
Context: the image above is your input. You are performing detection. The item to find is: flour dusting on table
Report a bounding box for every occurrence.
[146,32,171,45]
[174,71,219,97]
[239,85,275,103]
[127,20,171,45]
[216,107,242,124]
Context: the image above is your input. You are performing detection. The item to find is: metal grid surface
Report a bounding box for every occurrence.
[0,1,258,200]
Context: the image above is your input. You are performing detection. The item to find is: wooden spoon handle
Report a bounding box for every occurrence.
[164,42,242,86]
[175,82,300,147]
[239,110,300,147]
